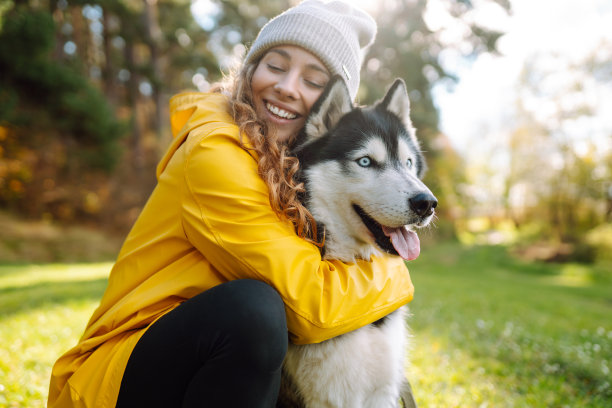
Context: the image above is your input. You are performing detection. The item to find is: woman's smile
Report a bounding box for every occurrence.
[265,101,298,120]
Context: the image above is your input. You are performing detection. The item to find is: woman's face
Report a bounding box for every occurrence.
[251,45,331,143]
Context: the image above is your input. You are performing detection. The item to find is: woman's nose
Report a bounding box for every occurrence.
[274,73,299,99]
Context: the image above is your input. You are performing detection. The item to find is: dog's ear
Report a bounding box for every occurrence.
[378,78,413,130]
[302,75,353,143]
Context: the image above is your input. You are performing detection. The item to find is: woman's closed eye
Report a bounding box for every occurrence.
[305,79,326,89]
[267,64,285,73]
[303,71,329,89]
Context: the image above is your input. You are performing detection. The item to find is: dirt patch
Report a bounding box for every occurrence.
[512,242,595,264]
[0,211,123,263]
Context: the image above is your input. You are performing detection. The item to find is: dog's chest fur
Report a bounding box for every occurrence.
[279,309,408,408]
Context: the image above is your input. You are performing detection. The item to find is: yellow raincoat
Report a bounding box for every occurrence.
[48,92,414,407]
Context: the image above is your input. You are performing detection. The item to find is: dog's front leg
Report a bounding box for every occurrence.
[399,378,418,408]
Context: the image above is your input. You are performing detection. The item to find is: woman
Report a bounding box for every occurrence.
[48,1,415,407]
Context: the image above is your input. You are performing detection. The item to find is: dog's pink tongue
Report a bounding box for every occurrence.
[382,226,420,261]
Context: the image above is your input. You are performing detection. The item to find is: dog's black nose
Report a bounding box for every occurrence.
[409,193,438,217]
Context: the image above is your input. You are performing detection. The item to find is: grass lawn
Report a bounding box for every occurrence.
[408,241,612,407]
[0,263,110,407]
[0,242,611,407]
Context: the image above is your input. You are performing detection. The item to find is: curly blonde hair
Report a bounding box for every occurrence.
[212,61,322,246]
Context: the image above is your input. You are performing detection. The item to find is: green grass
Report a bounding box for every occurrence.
[407,242,612,407]
[0,263,111,407]
[0,243,610,407]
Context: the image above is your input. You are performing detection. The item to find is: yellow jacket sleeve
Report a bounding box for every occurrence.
[176,120,414,344]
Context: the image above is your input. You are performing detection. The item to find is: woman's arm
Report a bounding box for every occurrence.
[180,127,414,344]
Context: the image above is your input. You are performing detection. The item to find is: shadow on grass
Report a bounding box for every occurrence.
[0,278,108,318]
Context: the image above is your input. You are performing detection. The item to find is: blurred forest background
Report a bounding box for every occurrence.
[0,0,611,264]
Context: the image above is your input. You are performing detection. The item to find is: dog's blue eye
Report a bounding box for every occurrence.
[357,157,372,167]
[406,158,413,169]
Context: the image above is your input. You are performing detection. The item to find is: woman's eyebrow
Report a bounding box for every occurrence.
[268,49,329,76]
[308,64,330,77]
[269,48,291,60]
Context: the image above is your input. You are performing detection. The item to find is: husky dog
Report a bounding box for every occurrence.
[277,77,437,408]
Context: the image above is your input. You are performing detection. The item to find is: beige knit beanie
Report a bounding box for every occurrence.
[244,0,377,100]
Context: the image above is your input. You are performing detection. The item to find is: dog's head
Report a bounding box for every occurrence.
[293,76,437,261]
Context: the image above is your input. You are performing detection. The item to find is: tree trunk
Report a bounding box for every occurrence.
[102,8,117,104]
[125,40,144,170]
[143,0,164,140]
[71,6,89,75]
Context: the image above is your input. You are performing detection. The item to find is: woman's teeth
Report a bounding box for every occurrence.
[266,102,297,119]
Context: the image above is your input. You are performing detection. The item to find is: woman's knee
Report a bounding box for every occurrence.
[233,280,288,359]
[207,279,288,371]
[232,279,286,325]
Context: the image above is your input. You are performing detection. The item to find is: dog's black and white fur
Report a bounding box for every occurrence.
[276,77,437,408]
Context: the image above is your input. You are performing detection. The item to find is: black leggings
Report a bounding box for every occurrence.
[116,279,288,408]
